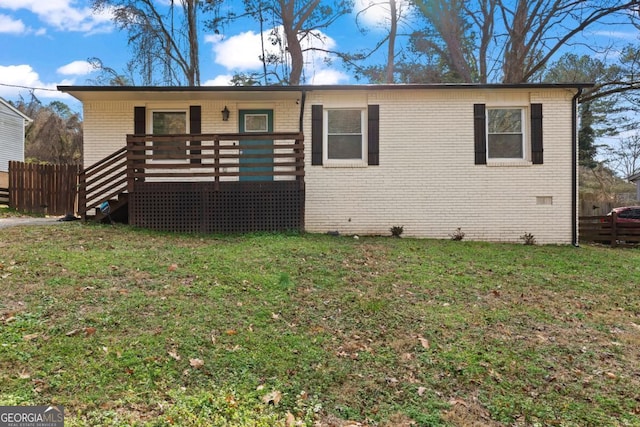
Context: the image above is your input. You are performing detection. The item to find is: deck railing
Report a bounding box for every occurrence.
[77,147,128,218]
[126,132,305,191]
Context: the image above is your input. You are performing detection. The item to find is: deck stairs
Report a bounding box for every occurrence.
[78,147,129,223]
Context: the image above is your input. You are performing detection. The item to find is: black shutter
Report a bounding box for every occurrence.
[134,106,146,134]
[311,105,323,165]
[368,105,380,166]
[474,104,487,165]
[531,103,543,164]
[190,105,202,164]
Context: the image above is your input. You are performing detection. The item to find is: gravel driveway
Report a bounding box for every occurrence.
[0,217,69,229]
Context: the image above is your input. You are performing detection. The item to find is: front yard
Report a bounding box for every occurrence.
[1,223,639,426]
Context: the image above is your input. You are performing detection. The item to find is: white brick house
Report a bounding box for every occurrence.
[59,84,590,244]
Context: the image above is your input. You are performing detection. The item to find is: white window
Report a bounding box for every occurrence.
[487,108,525,160]
[325,109,366,163]
[244,114,268,132]
[151,110,188,159]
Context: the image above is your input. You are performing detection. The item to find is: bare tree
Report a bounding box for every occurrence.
[229,0,352,85]
[351,0,410,83]
[412,0,474,82]
[92,0,203,86]
[606,134,640,179]
[409,0,639,84]
[87,57,133,86]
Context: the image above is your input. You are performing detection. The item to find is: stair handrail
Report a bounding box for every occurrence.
[78,147,128,219]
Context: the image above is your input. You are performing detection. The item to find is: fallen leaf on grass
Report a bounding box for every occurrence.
[448,397,468,407]
[417,386,426,396]
[262,390,282,405]
[189,358,204,369]
[417,335,430,349]
[23,333,39,341]
[85,327,97,336]
[168,350,181,361]
[285,412,296,426]
[18,370,31,379]
[31,378,48,393]
[65,329,80,337]
[168,264,178,272]
[225,394,238,408]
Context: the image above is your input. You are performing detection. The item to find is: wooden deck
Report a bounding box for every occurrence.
[78,132,305,233]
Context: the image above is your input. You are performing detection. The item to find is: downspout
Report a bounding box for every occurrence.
[572,87,583,247]
[298,89,307,133]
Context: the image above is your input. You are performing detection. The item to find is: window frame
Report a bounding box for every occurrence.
[485,106,529,163]
[148,108,190,162]
[323,107,368,167]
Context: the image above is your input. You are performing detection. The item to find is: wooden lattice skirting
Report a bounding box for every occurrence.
[129,181,304,234]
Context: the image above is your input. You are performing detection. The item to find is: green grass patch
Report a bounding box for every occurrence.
[1,223,640,425]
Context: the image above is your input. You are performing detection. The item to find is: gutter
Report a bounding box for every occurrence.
[572,87,583,247]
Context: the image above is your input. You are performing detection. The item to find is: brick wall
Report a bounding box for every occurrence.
[82,88,577,244]
[303,88,576,244]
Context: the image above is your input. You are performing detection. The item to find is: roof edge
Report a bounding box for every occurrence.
[0,97,33,122]
[57,82,595,93]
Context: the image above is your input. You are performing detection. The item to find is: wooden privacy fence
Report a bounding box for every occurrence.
[579,213,640,248]
[9,161,80,215]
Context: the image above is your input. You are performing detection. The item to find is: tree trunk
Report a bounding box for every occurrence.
[385,0,398,83]
[185,0,200,86]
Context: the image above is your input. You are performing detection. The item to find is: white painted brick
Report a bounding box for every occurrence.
[83,88,577,244]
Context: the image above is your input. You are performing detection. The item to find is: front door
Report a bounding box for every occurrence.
[239,109,274,181]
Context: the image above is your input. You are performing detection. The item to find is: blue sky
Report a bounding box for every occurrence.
[1,0,638,114]
[0,0,391,111]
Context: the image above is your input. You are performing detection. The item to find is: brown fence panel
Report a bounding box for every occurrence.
[9,161,79,215]
[579,213,640,248]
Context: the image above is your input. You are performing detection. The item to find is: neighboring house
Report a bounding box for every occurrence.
[0,97,32,188]
[628,171,640,201]
[59,83,590,244]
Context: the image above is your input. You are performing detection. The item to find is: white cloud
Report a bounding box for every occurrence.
[0,13,25,33]
[205,26,348,85]
[353,0,413,31]
[202,75,234,86]
[0,0,113,33]
[0,64,73,100]
[590,30,640,41]
[307,68,348,85]
[57,60,95,76]
[208,31,265,71]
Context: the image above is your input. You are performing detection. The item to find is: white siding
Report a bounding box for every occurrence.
[0,102,26,172]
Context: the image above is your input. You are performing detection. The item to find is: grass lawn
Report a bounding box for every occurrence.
[1,222,639,426]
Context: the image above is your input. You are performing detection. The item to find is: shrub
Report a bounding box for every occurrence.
[520,232,537,245]
[390,226,404,238]
[449,228,465,241]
